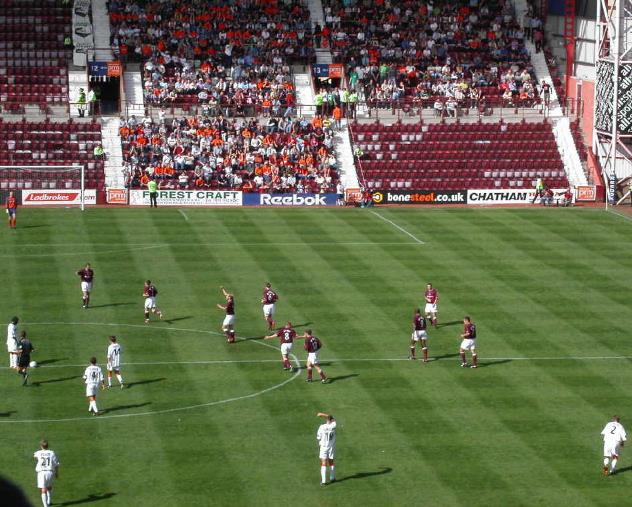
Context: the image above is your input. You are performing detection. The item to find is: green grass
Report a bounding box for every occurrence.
[1,207,632,507]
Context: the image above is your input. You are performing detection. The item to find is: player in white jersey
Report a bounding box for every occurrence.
[83,357,105,415]
[601,415,627,475]
[6,316,19,369]
[316,412,337,485]
[33,440,59,507]
[106,336,124,389]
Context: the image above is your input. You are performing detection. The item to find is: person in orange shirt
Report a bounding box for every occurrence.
[332,106,343,129]
[312,115,323,129]
[140,172,150,186]
[6,190,17,229]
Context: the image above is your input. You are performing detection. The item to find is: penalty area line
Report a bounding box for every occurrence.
[178,209,189,221]
[369,210,425,244]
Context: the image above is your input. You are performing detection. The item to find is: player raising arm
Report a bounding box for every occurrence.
[424,283,438,327]
[83,357,105,415]
[409,309,429,362]
[77,263,94,309]
[106,336,124,389]
[265,321,296,371]
[316,412,337,485]
[261,282,278,330]
[601,416,627,475]
[297,330,328,383]
[33,440,59,507]
[217,286,236,343]
[143,280,163,323]
[459,316,478,369]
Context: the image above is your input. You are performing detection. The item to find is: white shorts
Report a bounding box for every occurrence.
[86,384,99,397]
[222,314,235,327]
[412,330,428,341]
[604,442,621,457]
[107,362,120,372]
[81,281,92,293]
[424,303,437,314]
[262,304,275,317]
[37,471,54,489]
[319,446,335,460]
[460,338,476,351]
[144,297,156,310]
[307,351,320,365]
[280,342,293,356]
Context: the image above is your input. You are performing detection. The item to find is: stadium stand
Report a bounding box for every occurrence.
[0,119,104,189]
[120,115,338,192]
[0,0,71,114]
[352,120,569,190]
[321,0,540,111]
[108,0,314,113]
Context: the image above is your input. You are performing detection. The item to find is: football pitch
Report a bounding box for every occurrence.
[2,206,632,507]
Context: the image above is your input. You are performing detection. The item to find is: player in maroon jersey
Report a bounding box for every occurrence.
[217,286,235,343]
[264,321,296,370]
[459,316,478,368]
[297,329,328,383]
[6,190,17,229]
[143,280,163,323]
[424,283,438,327]
[261,282,278,330]
[409,309,429,362]
[77,263,94,308]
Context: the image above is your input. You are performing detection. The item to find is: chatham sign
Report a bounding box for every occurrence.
[467,188,568,204]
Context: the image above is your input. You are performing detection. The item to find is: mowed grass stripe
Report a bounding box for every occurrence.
[268,212,502,503]
[457,211,631,355]
[145,209,276,504]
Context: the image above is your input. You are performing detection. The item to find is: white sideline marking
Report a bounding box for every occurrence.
[1,242,421,248]
[0,245,165,258]
[0,322,301,423]
[4,355,632,372]
[178,209,189,221]
[605,208,632,224]
[369,210,424,244]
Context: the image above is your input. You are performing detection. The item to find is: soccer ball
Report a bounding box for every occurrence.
[29,361,37,368]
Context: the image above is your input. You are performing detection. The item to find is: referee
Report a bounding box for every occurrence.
[148,178,158,208]
[17,331,34,386]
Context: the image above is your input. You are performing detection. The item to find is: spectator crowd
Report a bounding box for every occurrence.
[119,114,339,193]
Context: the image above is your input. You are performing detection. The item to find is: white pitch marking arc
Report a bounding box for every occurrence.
[0,322,301,424]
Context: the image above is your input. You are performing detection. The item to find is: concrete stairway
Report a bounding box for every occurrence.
[101,117,125,188]
[294,71,315,116]
[123,71,145,117]
[91,0,114,61]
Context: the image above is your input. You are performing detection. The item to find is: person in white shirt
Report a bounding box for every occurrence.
[83,357,105,415]
[7,316,19,369]
[106,336,124,389]
[601,416,627,475]
[33,440,59,507]
[316,412,337,485]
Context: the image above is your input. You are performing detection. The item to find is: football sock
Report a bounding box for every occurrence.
[460,352,466,364]
[409,346,415,358]
[307,369,312,380]
[422,347,428,361]
[47,491,51,504]
[472,354,478,367]
[116,374,123,385]
[604,458,610,467]
[41,493,47,507]
[319,371,326,380]
[108,377,112,387]
[330,466,335,480]
[611,458,618,471]
[321,466,327,483]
